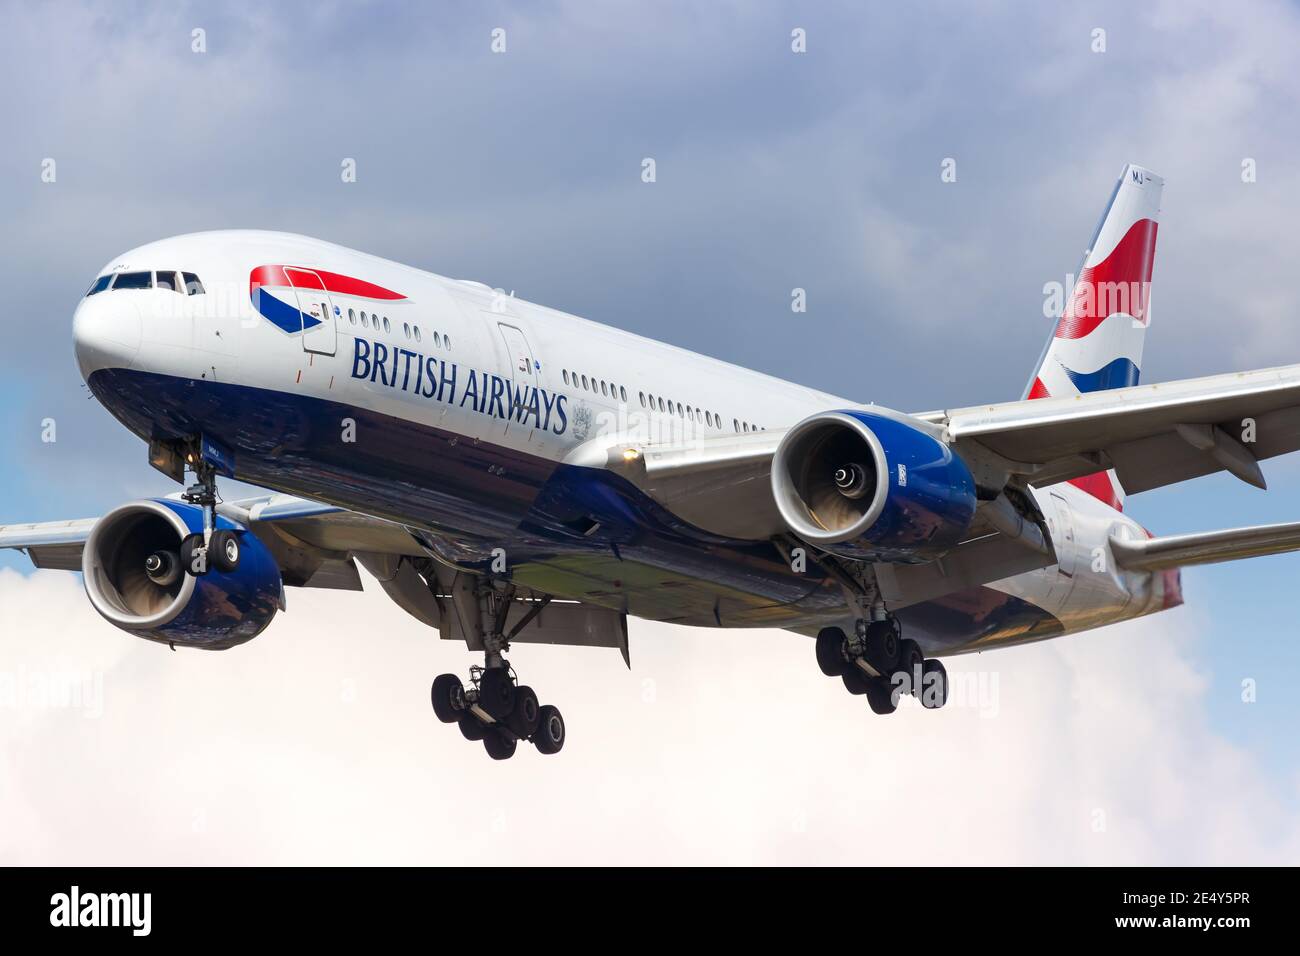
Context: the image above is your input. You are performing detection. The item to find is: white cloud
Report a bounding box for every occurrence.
[1,566,1296,865]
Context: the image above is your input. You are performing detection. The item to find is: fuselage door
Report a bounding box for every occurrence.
[497,323,537,439]
[285,268,337,356]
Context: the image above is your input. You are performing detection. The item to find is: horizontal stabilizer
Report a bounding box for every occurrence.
[1110,520,1300,572]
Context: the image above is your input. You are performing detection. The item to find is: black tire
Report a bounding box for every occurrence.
[179,533,208,576]
[815,627,848,676]
[210,530,241,573]
[430,673,465,723]
[895,638,924,696]
[920,658,949,709]
[483,729,517,760]
[477,667,515,721]
[533,704,565,755]
[458,711,487,741]
[841,663,871,696]
[863,619,900,671]
[508,685,541,737]
[865,677,898,715]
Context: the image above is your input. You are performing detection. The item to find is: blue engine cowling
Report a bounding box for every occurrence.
[771,409,977,562]
[81,499,283,649]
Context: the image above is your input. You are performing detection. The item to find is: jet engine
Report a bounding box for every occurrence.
[81,499,282,649]
[771,409,977,562]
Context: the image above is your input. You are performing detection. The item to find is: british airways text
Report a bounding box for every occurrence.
[350,337,569,435]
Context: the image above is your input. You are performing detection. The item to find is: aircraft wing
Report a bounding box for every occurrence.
[0,518,100,571]
[1111,520,1300,572]
[0,493,426,589]
[940,363,1300,494]
[567,429,789,539]
[583,363,1300,536]
[0,493,631,654]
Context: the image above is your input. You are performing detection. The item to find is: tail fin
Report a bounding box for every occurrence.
[1025,164,1163,510]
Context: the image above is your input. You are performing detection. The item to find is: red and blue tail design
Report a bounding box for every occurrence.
[1025,164,1163,511]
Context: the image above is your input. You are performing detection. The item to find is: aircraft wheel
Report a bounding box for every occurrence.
[430,673,465,723]
[179,533,208,576]
[478,667,516,721]
[895,639,924,696]
[533,704,565,755]
[841,664,871,696]
[815,627,848,676]
[210,530,241,573]
[863,619,900,671]
[483,729,517,760]
[865,678,898,715]
[507,685,541,737]
[920,659,949,709]
[458,711,488,741]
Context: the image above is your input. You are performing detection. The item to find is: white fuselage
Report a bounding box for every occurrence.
[71,231,1180,655]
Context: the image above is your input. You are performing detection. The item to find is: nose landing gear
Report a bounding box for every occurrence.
[178,459,241,576]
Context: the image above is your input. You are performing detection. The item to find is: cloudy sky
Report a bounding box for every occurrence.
[2,0,1300,864]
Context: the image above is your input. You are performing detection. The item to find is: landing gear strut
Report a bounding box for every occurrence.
[815,614,950,714]
[429,577,566,759]
[178,459,239,576]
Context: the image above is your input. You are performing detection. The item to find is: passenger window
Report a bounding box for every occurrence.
[445,334,451,350]
[182,272,204,295]
[414,326,422,342]
[563,370,570,385]
[85,275,112,297]
[113,271,152,290]
[361,312,369,328]
[155,271,180,292]
[434,331,442,347]
[403,322,411,338]
[601,381,608,397]
[581,375,589,390]
[620,386,627,402]
[658,397,666,412]
[348,308,356,325]
[383,317,391,333]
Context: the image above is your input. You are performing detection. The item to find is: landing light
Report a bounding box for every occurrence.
[622,448,641,463]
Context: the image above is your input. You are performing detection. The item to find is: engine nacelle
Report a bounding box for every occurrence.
[771,409,977,562]
[82,499,282,649]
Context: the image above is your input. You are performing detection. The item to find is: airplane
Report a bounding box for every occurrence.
[6,162,1300,760]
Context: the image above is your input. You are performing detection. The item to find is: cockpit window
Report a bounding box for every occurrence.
[85,275,112,297]
[155,270,181,293]
[182,272,205,295]
[113,271,152,290]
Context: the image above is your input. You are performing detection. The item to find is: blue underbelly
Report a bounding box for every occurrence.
[86,369,1063,645]
[86,369,844,625]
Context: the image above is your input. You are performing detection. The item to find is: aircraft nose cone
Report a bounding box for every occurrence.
[73,294,142,381]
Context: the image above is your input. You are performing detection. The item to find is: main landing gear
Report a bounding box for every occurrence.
[431,664,565,759]
[429,578,565,759]
[816,616,950,714]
